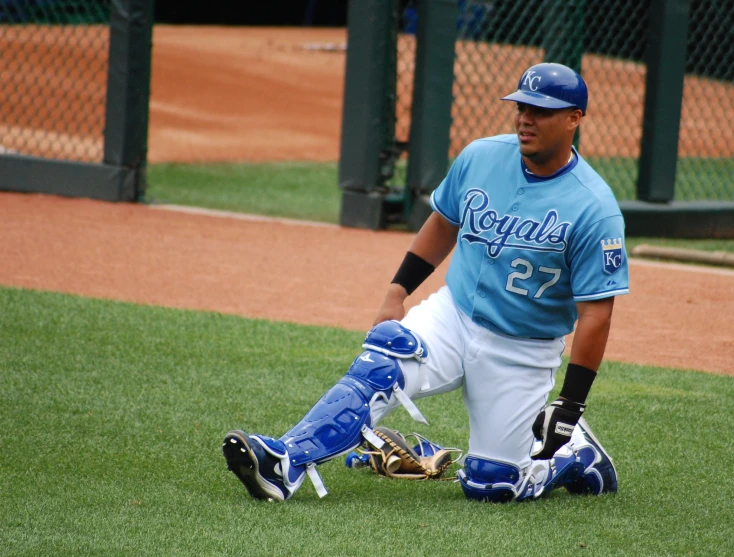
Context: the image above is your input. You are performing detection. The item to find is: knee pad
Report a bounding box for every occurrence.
[458,438,611,503]
[362,320,428,362]
[459,452,592,503]
[280,321,428,468]
[458,456,522,503]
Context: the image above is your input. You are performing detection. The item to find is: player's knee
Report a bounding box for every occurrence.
[362,320,428,362]
[345,350,405,394]
[457,456,522,503]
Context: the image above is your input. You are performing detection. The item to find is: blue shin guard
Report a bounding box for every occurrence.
[458,418,617,503]
[458,457,522,503]
[279,321,428,494]
[458,455,583,502]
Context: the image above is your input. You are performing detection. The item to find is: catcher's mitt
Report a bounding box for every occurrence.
[359,426,463,480]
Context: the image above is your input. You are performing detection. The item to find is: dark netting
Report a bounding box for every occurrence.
[451,0,649,201]
[396,0,732,202]
[396,0,417,148]
[0,0,110,162]
[677,1,733,201]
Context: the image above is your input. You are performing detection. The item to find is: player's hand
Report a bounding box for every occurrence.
[530,399,585,460]
[373,285,408,325]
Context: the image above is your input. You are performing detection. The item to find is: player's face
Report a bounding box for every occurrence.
[514,103,581,172]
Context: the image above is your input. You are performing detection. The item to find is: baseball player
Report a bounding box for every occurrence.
[223,62,629,502]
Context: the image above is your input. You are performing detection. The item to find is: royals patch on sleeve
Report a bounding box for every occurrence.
[601,238,623,274]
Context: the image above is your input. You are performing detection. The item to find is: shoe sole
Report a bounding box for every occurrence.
[577,417,618,493]
[222,430,285,501]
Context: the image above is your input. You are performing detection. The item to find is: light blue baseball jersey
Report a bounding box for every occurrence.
[430,134,629,339]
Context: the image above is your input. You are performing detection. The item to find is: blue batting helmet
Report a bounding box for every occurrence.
[501,63,588,115]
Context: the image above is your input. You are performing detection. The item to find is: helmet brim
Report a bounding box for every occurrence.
[500,91,583,113]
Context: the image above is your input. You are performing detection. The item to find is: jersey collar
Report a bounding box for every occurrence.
[521,148,579,183]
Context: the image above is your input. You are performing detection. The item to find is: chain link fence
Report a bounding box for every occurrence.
[387,0,418,189]
[396,0,732,202]
[0,0,110,162]
[395,1,417,149]
[678,0,733,201]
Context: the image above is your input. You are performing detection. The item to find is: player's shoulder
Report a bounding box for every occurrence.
[469,133,519,150]
[461,134,519,158]
[568,154,621,217]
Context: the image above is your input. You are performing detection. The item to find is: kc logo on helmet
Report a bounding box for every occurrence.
[601,238,623,274]
[522,70,542,91]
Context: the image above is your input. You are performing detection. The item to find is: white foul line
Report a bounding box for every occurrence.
[629,258,734,277]
[149,204,340,229]
[148,204,734,277]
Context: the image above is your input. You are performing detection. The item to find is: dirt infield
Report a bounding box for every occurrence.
[1,26,732,375]
[148,26,346,163]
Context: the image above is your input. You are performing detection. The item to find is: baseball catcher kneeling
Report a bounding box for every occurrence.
[222,320,617,502]
[223,62,625,504]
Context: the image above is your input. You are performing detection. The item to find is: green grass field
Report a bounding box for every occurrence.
[146,161,734,254]
[2,286,733,556]
[147,162,341,224]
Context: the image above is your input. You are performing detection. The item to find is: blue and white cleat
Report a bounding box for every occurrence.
[565,417,618,495]
[222,430,306,501]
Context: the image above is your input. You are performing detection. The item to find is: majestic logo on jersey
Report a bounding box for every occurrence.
[601,238,623,274]
[522,70,542,91]
[460,188,570,258]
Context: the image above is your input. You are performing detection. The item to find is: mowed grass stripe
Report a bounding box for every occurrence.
[145,161,734,254]
[1,286,732,556]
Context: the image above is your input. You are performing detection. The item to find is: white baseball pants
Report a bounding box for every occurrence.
[384,286,566,471]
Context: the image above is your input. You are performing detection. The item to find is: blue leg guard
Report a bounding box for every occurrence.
[458,418,617,503]
[458,455,578,503]
[458,457,522,503]
[278,321,429,494]
[459,452,601,503]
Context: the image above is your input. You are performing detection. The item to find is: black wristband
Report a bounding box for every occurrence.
[391,251,435,295]
[558,363,597,405]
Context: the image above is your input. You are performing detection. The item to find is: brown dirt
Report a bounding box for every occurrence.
[1,26,732,376]
[148,26,347,163]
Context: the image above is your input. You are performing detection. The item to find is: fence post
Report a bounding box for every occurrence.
[338,0,398,229]
[637,0,691,202]
[103,0,154,201]
[405,0,458,231]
